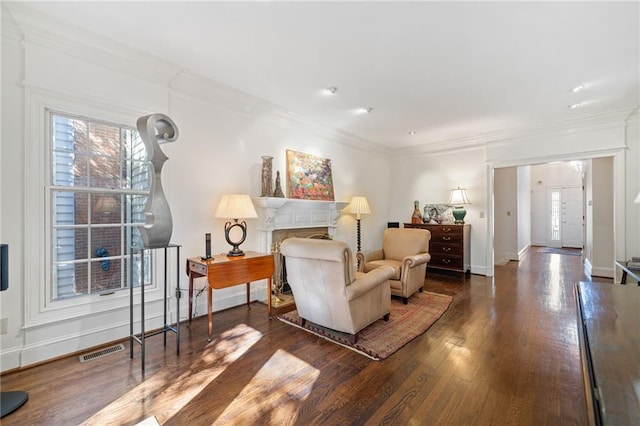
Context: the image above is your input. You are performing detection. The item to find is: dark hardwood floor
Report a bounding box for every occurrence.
[1,247,607,425]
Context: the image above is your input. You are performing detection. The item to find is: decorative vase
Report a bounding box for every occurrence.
[273,170,285,198]
[261,156,273,197]
[411,200,422,224]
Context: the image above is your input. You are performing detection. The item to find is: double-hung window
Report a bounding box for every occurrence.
[49,111,150,301]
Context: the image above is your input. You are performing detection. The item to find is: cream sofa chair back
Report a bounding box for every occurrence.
[357,228,431,304]
[280,238,394,343]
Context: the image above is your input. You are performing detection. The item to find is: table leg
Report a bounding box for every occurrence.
[267,277,272,319]
[207,286,212,342]
[246,282,251,309]
[188,272,194,324]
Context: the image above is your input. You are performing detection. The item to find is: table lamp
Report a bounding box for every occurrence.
[214,194,257,257]
[349,196,371,253]
[449,187,471,224]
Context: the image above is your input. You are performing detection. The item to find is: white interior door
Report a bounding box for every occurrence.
[548,188,562,248]
[562,186,583,248]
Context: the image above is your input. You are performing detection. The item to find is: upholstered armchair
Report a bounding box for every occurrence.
[357,228,431,304]
[280,237,394,343]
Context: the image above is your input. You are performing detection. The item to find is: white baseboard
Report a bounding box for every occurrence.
[505,252,520,261]
[590,266,614,279]
[0,346,22,371]
[494,257,510,266]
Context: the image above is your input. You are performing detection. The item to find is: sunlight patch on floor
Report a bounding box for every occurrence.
[81,323,262,426]
[444,340,472,375]
[545,255,563,312]
[213,349,320,425]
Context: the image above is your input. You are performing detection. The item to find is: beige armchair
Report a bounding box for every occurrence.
[280,237,394,343]
[357,228,431,304]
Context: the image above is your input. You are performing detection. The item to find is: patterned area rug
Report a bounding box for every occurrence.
[278,291,453,361]
[536,247,582,256]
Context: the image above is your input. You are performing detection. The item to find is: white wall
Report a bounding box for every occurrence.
[389,147,489,275]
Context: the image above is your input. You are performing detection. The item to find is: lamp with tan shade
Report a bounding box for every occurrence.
[214,194,257,257]
[348,196,371,253]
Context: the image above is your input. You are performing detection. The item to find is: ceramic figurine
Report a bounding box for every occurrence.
[273,170,285,198]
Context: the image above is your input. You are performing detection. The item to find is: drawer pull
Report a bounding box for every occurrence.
[442,236,451,241]
[442,227,451,232]
[442,259,451,264]
[443,247,451,252]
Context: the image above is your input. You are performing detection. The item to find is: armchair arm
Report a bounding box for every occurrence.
[346,266,394,301]
[356,249,384,272]
[402,252,431,269]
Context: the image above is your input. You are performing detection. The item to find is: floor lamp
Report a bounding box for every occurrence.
[349,196,371,253]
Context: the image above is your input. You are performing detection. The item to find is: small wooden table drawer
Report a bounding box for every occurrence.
[188,259,208,276]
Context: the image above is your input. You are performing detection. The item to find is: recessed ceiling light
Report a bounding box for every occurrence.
[359,107,373,114]
[570,84,586,93]
[408,131,416,135]
[325,87,338,95]
[569,102,584,109]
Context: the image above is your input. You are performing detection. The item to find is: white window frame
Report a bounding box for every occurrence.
[24,87,166,328]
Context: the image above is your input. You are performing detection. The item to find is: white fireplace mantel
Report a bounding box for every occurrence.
[252,197,349,253]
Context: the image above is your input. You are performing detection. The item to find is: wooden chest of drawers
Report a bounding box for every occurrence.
[404,223,470,273]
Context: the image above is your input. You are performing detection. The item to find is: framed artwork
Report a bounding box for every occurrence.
[423,203,455,224]
[286,149,335,201]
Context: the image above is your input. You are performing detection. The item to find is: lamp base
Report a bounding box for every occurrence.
[452,207,467,224]
[224,220,248,257]
[226,247,245,257]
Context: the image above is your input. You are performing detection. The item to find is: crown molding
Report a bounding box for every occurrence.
[3,2,182,86]
[393,106,638,159]
[170,70,391,155]
[1,4,24,42]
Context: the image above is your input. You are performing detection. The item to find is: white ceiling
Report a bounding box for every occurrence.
[13,1,640,150]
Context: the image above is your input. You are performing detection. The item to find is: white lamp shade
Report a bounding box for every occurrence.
[214,194,258,219]
[449,188,471,206]
[349,196,372,217]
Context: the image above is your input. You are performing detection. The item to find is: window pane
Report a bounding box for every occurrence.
[89,122,121,157]
[53,191,88,226]
[71,261,89,296]
[91,258,122,293]
[53,261,83,299]
[123,160,149,190]
[125,250,150,288]
[126,195,148,226]
[91,226,122,258]
[53,116,88,154]
[92,194,122,224]
[53,227,87,262]
[53,151,88,187]
[123,129,145,161]
[90,155,121,189]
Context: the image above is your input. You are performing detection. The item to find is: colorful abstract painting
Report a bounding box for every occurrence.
[286,150,335,201]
